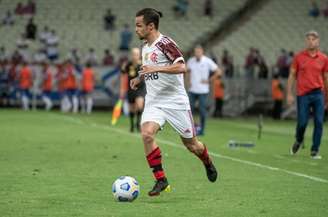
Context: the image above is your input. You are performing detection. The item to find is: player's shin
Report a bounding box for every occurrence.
[146,147,166,181]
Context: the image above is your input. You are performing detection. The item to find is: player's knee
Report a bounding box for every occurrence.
[141,129,155,145]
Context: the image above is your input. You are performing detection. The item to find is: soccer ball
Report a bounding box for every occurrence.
[112,176,140,202]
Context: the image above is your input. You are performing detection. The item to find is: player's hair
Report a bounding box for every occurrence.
[136,8,163,30]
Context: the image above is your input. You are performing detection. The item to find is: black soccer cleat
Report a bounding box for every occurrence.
[148,178,171,196]
[205,162,218,182]
[290,141,302,155]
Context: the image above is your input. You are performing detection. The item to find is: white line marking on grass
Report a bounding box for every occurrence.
[58,115,328,184]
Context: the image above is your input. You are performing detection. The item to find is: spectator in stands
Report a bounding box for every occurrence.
[39,26,51,45]
[11,50,23,65]
[271,73,284,119]
[256,50,268,79]
[322,1,328,17]
[33,48,47,64]
[309,1,320,18]
[67,48,81,66]
[46,30,59,61]
[276,49,289,78]
[204,0,213,18]
[221,49,234,78]
[104,9,116,31]
[16,33,30,62]
[25,18,37,40]
[187,45,222,135]
[15,2,24,16]
[244,47,256,78]
[85,48,98,66]
[0,47,8,62]
[2,10,15,26]
[212,74,224,118]
[173,0,189,17]
[102,49,114,66]
[25,0,36,15]
[119,24,133,51]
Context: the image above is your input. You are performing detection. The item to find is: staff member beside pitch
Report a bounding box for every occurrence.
[287,30,328,159]
[186,45,222,135]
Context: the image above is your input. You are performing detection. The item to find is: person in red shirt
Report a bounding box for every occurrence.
[212,74,224,118]
[41,62,53,111]
[271,73,284,120]
[18,62,32,110]
[63,60,78,113]
[80,63,95,114]
[287,31,328,159]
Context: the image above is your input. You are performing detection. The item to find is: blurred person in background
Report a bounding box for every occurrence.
[41,62,53,111]
[287,31,328,159]
[271,73,284,119]
[120,48,145,132]
[18,61,33,110]
[80,63,95,114]
[186,45,222,135]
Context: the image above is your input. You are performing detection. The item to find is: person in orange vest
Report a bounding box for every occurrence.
[212,74,224,118]
[80,63,95,114]
[18,61,32,110]
[271,73,284,119]
[41,62,53,111]
[55,63,67,112]
[63,60,78,113]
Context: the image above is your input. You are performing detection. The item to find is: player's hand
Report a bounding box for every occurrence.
[130,77,140,90]
[287,93,294,107]
[139,65,158,75]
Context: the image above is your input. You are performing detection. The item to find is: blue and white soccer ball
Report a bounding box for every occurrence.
[112,176,140,202]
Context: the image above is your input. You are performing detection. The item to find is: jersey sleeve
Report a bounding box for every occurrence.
[157,40,185,64]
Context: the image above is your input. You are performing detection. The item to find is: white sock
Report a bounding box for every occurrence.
[22,95,29,110]
[42,96,53,111]
[72,96,79,113]
[86,97,93,114]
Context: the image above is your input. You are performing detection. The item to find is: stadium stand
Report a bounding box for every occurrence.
[0,0,246,60]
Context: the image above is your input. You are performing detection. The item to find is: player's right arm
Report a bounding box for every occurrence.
[287,65,296,106]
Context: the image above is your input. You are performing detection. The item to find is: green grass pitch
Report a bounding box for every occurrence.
[0,109,327,217]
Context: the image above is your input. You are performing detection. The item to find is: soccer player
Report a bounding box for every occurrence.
[80,63,95,114]
[120,48,146,132]
[186,45,222,135]
[41,62,53,111]
[130,8,218,197]
[287,31,328,159]
[18,61,32,110]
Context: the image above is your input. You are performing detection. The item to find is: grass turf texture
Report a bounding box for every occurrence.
[0,109,327,217]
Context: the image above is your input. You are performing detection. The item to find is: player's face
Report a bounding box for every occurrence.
[135,16,149,40]
[305,35,319,50]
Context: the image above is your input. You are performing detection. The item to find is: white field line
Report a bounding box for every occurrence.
[59,115,328,184]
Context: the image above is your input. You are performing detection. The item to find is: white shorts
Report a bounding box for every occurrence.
[141,106,196,138]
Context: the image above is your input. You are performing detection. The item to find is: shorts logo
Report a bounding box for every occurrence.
[150,52,158,63]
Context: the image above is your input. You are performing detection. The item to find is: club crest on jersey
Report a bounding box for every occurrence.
[150,52,158,63]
